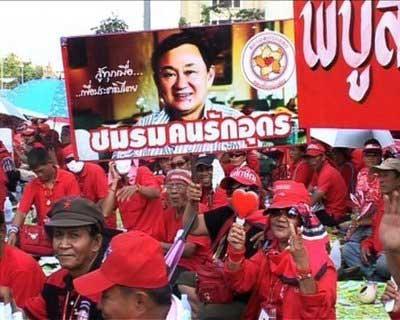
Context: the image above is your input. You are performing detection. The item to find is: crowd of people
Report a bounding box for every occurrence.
[0,120,399,319]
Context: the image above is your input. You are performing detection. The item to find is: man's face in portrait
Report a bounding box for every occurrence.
[157,43,215,120]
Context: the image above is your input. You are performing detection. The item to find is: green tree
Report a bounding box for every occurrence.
[178,17,189,28]
[91,13,128,34]
[200,4,265,25]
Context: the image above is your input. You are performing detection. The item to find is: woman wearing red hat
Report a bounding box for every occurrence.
[224,180,337,320]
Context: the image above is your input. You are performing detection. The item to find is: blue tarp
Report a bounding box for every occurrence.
[4,79,68,117]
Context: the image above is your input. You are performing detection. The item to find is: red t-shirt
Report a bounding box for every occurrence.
[117,166,163,237]
[18,168,80,224]
[212,186,229,209]
[289,159,314,187]
[0,244,46,307]
[155,204,212,272]
[315,160,348,221]
[77,163,108,203]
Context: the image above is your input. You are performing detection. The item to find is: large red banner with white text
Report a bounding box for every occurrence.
[294,0,400,130]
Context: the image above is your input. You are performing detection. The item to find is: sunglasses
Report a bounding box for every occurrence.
[269,207,299,219]
[170,160,187,169]
[229,152,245,158]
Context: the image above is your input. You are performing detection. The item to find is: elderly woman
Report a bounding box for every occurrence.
[23,197,113,320]
[224,180,337,319]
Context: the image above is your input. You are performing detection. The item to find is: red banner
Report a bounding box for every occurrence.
[295,0,400,129]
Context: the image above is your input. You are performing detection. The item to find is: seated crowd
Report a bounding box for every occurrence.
[0,122,399,319]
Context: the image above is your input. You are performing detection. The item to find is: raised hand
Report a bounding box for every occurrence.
[227,223,246,251]
[187,182,202,204]
[116,185,138,202]
[380,191,400,254]
[382,280,400,313]
[288,222,310,270]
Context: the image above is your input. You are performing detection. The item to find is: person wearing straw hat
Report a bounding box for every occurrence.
[23,197,111,320]
[225,180,336,319]
[74,231,184,320]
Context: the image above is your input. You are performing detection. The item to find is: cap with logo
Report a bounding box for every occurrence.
[73,231,169,296]
[195,154,215,168]
[220,166,261,189]
[268,180,311,209]
[305,142,326,157]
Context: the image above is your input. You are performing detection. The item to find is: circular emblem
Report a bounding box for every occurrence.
[241,30,295,91]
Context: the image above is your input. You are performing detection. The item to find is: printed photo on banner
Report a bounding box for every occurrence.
[61,20,305,161]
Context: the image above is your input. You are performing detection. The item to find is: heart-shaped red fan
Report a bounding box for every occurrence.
[231,189,259,219]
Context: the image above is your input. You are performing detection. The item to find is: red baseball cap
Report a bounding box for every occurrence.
[268,180,311,209]
[74,231,168,297]
[62,144,75,159]
[220,166,261,189]
[305,142,326,157]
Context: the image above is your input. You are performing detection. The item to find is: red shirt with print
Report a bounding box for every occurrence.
[117,166,163,237]
[155,204,212,272]
[315,160,348,222]
[18,168,80,224]
[0,244,46,307]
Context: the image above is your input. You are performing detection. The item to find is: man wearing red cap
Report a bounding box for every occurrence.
[306,142,348,226]
[74,231,184,319]
[224,180,336,319]
[7,148,80,246]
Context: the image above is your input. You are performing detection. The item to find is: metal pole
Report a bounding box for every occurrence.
[144,0,151,30]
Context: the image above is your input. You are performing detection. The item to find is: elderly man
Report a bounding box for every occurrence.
[74,231,184,320]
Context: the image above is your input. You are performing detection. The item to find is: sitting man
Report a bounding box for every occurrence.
[74,231,184,319]
[344,158,400,281]
[306,142,348,226]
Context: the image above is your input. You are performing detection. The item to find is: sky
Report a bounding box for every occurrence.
[0,1,181,71]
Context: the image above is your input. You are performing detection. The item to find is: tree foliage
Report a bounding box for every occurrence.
[1,53,43,88]
[200,4,265,25]
[91,13,129,34]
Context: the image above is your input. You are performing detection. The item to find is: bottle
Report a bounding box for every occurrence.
[4,197,14,235]
[181,294,192,320]
[330,240,341,271]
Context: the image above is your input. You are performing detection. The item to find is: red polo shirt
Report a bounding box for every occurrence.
[117,166,163,237]
[18,168,80,224]
[315,160,348,222]
[155,204,212,272]
[76,162,108,203]
[0,244,46,307]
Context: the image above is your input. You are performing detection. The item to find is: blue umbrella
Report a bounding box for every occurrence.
[4,79,68,117]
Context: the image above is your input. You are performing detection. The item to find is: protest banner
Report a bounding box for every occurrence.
[61,20,305,161]
[295,0,400,130]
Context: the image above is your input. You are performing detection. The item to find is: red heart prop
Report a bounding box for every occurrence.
[231,189,259,219]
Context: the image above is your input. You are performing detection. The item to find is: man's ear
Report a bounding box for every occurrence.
[132,290,150,316]
[207,65,216,88]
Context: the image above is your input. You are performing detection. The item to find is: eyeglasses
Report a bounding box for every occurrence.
[170,160,187,169]
[165,183,186,192]
[269,207,298,219]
